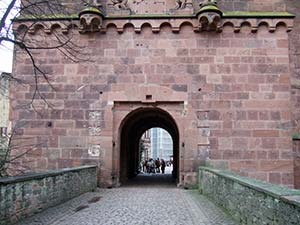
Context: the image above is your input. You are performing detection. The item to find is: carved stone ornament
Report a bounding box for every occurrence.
[175,0,187,10]
[196,0,222,31]
[110,0,130,10]
[79,7,104,33]
[88,145,101,157]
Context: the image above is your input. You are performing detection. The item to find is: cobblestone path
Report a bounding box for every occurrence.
[18,174,237,225]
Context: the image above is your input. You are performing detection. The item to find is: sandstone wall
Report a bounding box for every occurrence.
[286,0,300,189]
[11,18,294,186]
[286,1,300,136]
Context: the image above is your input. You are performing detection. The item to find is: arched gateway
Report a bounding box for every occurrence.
[11,0,297,188]
[119,108,180,184]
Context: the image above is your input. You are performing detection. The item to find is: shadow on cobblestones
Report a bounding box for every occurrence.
[17,187,238,225]
[17,166,237,225]
[123,173,176,187]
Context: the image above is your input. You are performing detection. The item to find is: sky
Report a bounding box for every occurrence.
[0,42,14,73]
[0,0,19,73]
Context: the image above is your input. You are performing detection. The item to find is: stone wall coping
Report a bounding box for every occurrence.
[199,166,300,207]
[14,11,294,22]
[0,165,97,185]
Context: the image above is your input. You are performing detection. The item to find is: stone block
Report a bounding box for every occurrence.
[259,160,293,172]
[59,137,87,148]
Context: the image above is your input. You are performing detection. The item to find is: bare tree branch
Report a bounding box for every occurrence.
[0,121,47,177]
[0,0,17,38]
[0,1,97,176]
[0,0,93,107]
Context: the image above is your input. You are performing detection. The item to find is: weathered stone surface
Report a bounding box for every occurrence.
[17,174,237,225]
[0,166,97,225]
[199,167,300,225]
[10,0,296,188]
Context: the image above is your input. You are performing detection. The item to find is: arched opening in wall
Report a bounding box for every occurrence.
[140,128,173,174]
[119,108,179,186]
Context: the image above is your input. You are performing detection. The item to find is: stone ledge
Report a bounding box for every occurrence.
[0,165,97,185]
[14,11,295,21]
[0,165,97,225]
[223,11,294,18]
[199,167,300,224]
[200,166,300,200]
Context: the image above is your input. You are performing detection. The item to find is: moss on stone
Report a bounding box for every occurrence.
[223,11,294,18]
[199,166,300,224]
[199,166,300,198]
[80,7,102,14]
[197,5,221,15]
[79,7,104,17]
[106,14,193,19]
[15,14,78,21]
[292,133,300,140]
[14,11,295,22]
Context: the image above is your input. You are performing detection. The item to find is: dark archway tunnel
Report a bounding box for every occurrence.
[120,107,179,184]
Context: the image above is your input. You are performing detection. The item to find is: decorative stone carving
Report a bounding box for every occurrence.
[88,144,101,157]
[14,8,294,35]
[89,111,102,120]
[110,0,129,10]
[88,111,102,136]
[79,7,104,33]
[107,0,131,16]
[91,0,102,8]
[171,0,193,14]
[196,0,222,31]
[89,126,102,136]
[175,0,187,10]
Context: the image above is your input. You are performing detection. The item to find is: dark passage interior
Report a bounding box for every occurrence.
[120,108,179,185]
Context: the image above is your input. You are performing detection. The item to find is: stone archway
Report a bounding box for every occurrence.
[118,107,180,184]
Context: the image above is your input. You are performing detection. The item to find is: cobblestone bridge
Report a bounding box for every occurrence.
[17,173,236,225]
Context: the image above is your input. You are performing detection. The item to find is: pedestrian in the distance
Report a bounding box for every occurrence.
[155,158,161,173]
[161,159,166,174]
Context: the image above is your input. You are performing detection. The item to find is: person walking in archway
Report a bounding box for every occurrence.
[161,159,166,174]
[143,159,148,173]
[155,158,161,173]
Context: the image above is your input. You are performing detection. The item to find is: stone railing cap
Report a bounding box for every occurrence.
[0,165,97,185]
[13,11,294,21]
[199,166,300,199]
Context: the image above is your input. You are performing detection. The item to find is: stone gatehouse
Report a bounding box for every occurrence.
[11,0,297,187]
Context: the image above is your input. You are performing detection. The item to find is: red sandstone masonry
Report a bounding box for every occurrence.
[10,1,295,187]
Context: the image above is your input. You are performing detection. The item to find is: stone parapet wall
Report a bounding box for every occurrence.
[199,167,300,225]
[0,165,97,225]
